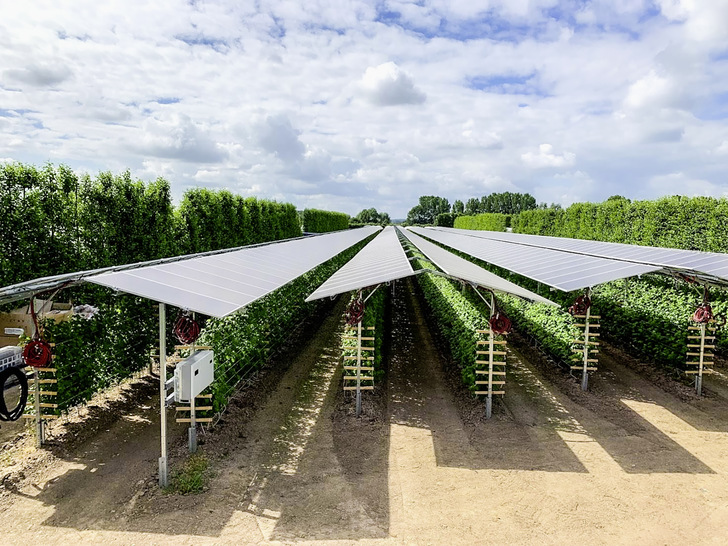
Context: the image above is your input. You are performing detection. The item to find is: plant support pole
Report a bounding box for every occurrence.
[158,302,168,487]
[356,320,362,417]
[582,288,592,391]
[189,394,197,453]
[486,292,495,419]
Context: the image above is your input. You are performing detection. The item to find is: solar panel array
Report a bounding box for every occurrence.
[410,227,661,292]
[306,226,414,301]
[89,226,381,317]
[399,228,558,306]
[436,227,728,285]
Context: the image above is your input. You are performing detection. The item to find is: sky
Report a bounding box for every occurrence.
[1,1,728,218]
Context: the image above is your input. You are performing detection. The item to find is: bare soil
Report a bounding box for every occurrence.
[2,281,728,545]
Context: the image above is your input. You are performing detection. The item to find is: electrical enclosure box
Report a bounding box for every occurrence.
[174,350,214,403]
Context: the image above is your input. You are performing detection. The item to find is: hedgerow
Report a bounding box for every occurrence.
[302,208,350,233]
[512,195,728,253]
[454,213,510,231]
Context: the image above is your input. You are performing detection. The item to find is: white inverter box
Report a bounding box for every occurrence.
[174,350,214,403]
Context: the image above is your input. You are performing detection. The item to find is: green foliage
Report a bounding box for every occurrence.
[513,195,728,252]
[43,294,158,411]
[406,196,451,225]
[435,213,456,227]
[169,453,211,494]
[409,254,489,391]
[176,190,300,253]
[301,208,350,233]
[454,213,510,231]
[462,192,538,215]
[352,207,390,226]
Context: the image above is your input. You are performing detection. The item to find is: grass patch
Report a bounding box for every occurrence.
[168,452,211,494]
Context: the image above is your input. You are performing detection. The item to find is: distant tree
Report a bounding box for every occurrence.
[352,207,390,225]
[464,197,480,216]
[452,199,465,215]
[406,195,450,225]
[606,195,630,202]
[477,191,537,214]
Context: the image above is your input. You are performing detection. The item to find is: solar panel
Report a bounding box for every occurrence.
[306,226,414,301]
[400,228,558,306]
[436,228,728,285]
[411,227,660,292]
[89,226,381,317]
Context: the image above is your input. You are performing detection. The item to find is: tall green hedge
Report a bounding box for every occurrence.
[302,208,350,233]
[175,189,300,254]
[454,213,510,231]
[512,196,728,252]
[0,162,302,288]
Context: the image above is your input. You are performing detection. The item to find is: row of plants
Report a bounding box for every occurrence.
[341,287,388,383]
[449,197,728,369]
[42,292,158,411]
[408,251,492,392]
[301,208,350,233]
[513,195,728,253]
[453,213,510,231]
[0,162,302,289]
[198,235,375,412]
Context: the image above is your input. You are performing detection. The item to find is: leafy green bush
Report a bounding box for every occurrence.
[410,253,491,391]
[454,213,510,231]
[435,213,456,227]
[302,208,350,233]
[43,293,158,411]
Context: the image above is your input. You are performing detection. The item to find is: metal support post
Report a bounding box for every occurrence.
[697,323,706,396]
[188,394,197,453]
[581,288,592,391]
[158,303,168,487]
[356,320,362,417]
[486,293,495,419]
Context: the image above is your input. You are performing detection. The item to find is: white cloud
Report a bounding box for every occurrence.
[253,114,306,163]
[140,113,227,163]
[359,62,426,106]
[521,144,576,168]
[0,1,727,217]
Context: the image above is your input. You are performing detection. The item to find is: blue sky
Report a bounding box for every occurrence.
[1,0,728,217]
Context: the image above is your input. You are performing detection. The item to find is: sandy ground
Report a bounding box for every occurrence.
[2,280,728,545]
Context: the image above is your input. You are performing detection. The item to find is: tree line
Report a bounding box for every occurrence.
[406,192,540,225]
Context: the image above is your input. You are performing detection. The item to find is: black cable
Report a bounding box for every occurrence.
[0,366,29,422]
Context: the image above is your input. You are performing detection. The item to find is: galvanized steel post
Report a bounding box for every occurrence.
[158,302,168,487]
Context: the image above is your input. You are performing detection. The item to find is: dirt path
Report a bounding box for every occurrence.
[3,281,728,544]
